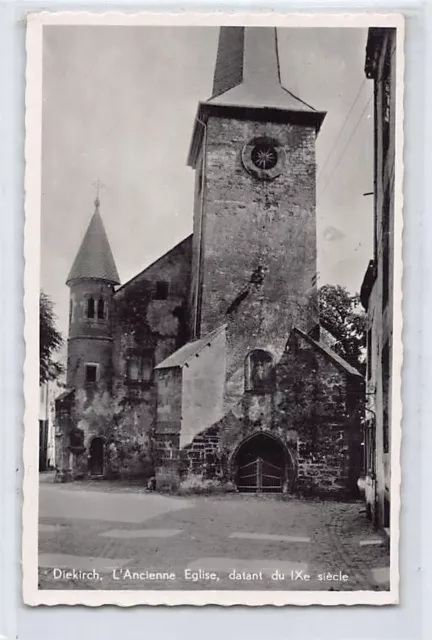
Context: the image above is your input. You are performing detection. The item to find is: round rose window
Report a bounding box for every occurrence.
[241,137,286,180]
[251,144,278,170]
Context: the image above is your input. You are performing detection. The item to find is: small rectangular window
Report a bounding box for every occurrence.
[141,353,153,381]
[97,298,105,320]
[85,364,98,383]
[155,281,169,300]
[87,297,95,319]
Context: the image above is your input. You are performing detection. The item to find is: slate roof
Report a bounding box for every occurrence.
[114,235,192,296]
[292,328,363,378]
[155,325,226,370]
[66,201,120,285]
[209,27,320,114]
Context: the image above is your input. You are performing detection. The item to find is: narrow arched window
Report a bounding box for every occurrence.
[245,349,274,393]
[128,356,140,381]
[97,298,105,320]
[126,350,154,383]
[87,297,95,319]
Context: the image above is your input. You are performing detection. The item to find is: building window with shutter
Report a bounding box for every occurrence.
[382,187,391,312]
[381,341,390,453]
[127,350,154,383]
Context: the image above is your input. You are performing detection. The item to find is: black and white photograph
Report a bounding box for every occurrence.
[23,12,403,606]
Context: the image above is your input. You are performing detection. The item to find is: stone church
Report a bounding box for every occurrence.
[55,26,364,496]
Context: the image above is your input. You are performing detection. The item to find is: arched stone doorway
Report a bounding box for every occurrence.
[232,433,291,493]
[89,437,104,476]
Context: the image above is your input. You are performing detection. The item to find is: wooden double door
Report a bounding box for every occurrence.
[237,456,283,493]
[235,434,286,493]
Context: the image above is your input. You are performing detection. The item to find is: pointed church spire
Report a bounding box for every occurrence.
[66,198,120,286]
[210,27,318,113]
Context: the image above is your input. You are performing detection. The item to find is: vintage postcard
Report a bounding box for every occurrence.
[23,12,404,606]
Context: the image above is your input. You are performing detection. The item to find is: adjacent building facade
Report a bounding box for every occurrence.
[360,27,396,528]
[39,381,59,471]
[55,26,364,496]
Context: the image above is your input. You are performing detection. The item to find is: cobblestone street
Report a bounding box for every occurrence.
[38,480,390,591]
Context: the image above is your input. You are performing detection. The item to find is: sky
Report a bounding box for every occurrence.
[41,25,374,342]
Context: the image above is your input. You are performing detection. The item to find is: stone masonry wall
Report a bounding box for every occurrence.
[110,237,192,478]
[276,330,364,497]
[180,329,363,498]
[65,279,116,479]
[180,410,298,489]
[192,115,318,413]
[153,368,183,490]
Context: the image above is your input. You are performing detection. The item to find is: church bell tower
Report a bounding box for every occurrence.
[66,196,120,392]
[188,27,326,372]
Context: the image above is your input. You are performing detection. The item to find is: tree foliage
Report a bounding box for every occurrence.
[40,291,64,384]
[318,284,367,375]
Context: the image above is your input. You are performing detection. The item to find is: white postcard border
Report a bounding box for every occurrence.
[23,10,404,607]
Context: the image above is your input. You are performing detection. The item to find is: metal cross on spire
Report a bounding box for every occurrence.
[92,179,106,209]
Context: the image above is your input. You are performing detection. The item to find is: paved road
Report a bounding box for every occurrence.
[38,482,390,591]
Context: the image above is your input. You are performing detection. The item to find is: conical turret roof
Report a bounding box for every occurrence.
[66,199,120,286]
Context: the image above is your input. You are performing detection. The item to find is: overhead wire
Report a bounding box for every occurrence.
[319,94,373,198]
[317,78,367,181]
[318,45,395,198]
